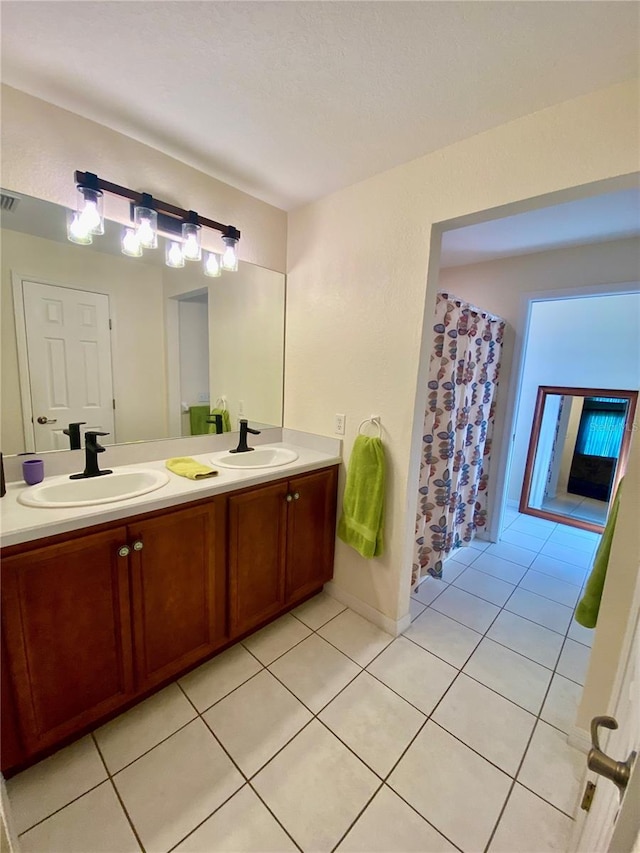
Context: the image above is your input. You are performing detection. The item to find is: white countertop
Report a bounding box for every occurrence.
[1,443,341,548]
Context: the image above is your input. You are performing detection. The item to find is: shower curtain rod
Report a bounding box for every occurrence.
[438,291,504,324]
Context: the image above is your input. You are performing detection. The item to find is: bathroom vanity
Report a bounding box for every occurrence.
[0,442,339,774]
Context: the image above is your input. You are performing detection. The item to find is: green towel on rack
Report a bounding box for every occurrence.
[575,478,624,629]
[208,407,232,433]
[189,405,211,436]
[338,435,385,558]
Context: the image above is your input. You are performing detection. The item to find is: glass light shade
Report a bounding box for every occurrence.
[121,227,143,257]
[182,221,202,261]
[204,251,221,277]
[221,236,238,272]
[66,209,93,245]
[76,187,104,235]
[134,206,158,249]
[165,240,185,268]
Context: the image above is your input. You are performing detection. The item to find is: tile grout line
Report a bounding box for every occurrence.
[173,678,306,853]
[90,732,147,853]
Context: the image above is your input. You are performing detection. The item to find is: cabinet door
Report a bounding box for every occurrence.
[286,467,338,604]
[1,527,134,754]
[129,499,227,692]
[229,480,288,637]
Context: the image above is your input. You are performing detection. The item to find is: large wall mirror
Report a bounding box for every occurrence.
[520,386,638,533]
[1,190,285,455]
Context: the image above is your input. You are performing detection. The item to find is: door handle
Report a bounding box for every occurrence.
[588,715,637,795]
[36,416,57,424]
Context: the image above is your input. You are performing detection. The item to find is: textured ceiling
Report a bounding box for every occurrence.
[1,1,638,210]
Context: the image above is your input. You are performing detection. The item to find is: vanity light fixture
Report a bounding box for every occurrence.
[221,235,239,272]
[182,212,202,261]
[66,209,93,245]
[134,194,158,249]
[69,171,241,277]
[121,227,143,257]
[166,240,185,268]
[204,251,222,277]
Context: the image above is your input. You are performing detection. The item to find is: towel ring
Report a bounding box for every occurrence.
[215,397,227,410]
[358,416,382,437]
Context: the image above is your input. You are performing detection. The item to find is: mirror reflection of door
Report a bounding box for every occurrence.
[17,280,116,451]
[520,386,638,533]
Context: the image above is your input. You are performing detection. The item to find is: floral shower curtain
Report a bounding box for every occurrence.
[412,292,505,585]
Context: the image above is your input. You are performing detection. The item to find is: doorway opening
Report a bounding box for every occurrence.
[166,288,210,437]
[407,177,639,837]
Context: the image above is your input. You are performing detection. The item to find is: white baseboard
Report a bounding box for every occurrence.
[568,724,591,754]
[324,582,410,637]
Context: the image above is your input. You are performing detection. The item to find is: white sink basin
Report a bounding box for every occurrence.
[18,469,170,508]
[212,446,299,469]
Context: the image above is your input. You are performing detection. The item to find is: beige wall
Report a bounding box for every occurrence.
[285,80,639,626]
[558,396,585,495]
[1,86,287,273]
[1,228,167,453]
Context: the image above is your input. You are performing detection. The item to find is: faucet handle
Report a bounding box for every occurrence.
[85,431,110,451]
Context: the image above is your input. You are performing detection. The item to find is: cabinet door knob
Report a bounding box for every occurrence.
[293,492,300,501]
[132,540,144,552]
[117,545,130,558]
[286,494,293,502]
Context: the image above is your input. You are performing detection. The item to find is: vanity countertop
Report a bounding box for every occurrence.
[1,443,342,549]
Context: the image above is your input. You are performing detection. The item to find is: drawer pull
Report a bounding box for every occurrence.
[293,492,300,501]
[132,540,144,552]
[117,545,130,558]
[286,494,293,503]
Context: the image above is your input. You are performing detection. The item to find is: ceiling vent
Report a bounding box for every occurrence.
[0,193,20,213]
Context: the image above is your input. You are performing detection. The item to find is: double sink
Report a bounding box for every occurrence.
[17,446,299,508]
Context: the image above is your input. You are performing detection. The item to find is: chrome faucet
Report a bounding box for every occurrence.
[230,419,261,453]
[70,431,113,479]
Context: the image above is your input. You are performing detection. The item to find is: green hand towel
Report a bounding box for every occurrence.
[166,457,219,480]
[189,405,211,436]
[338,435,385,558]
[209,407,232,433]
[575,478,624,628]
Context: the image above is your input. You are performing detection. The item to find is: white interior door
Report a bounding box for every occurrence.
[21,280,115,451]
[571,519,640,851]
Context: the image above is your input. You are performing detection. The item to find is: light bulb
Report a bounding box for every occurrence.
[75,186,104,235]
[134,205,158,249]
[67,210,93,245]
[221,236,238,272]
[121,227,143,257]
[182,221,202,261]
[166,240,185,268]
[204,252,221,277]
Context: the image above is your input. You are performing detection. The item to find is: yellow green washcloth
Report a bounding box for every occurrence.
[189,405,211,436]
[575,478,624,628]
[208,407,232,433]
[338,435,385,558]
[166,457,219,480]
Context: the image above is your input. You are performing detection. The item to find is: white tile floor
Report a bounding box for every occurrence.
[6,512,598,853]
[541,492,608,525]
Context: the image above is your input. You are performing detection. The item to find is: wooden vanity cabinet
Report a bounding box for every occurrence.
[129,499,227,692]
[1,526,135,755]
[1,464,338,773]
[229,467,338,636]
